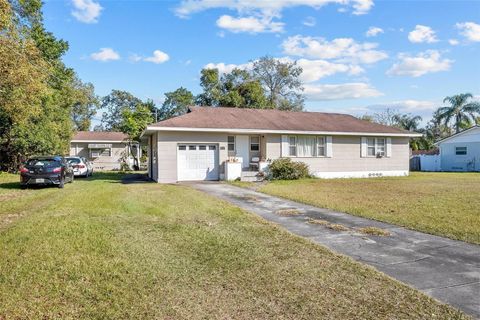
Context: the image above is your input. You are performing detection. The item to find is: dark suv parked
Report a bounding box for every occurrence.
[20,156,74,189]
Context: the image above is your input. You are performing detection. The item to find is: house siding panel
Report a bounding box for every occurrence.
[265,134,409,175]
[156,132,229,183]
[152,132,411,182]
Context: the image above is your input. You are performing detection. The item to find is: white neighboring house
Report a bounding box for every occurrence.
[70,131,139,170]
[435,125,480,172]
[141,107,421,183]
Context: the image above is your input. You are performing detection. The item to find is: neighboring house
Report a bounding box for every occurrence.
[435,125,480,172]
[141,107,421,183]
[70,131,138,170]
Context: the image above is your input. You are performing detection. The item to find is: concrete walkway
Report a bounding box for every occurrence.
[191,182,480,318]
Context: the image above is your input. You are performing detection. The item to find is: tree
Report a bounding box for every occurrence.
[119,104,154,169]
[101,90,143,131]
[159,87,194,120]
[219,68,268,108]
[392,114,422,132]
[251,56,304,111]
[196,68,221,106]
[1,0,100,171]
[70,77,99,131]
[437,93,480,133]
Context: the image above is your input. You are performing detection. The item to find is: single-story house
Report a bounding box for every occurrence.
[435,125,480,172]
[70,131,139,170]
[141,107,421,183]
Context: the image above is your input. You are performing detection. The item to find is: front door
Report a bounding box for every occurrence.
[236,135,250,169]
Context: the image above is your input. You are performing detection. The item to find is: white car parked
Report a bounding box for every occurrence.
[66,157,93,177]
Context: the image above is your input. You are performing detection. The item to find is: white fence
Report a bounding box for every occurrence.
[411,154,441,172]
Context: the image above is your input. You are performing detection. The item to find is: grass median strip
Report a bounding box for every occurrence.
[0,173,468,319]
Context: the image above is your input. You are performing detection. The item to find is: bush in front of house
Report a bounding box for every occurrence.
[268,158,310,180]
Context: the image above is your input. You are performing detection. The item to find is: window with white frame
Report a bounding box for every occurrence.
[317,137,326,157]
[250,136,260,151]
[367,138,386,157]
[455,146,467,155]
[289,136,297,156]
[227,136,235,152]
[288,136,327,157]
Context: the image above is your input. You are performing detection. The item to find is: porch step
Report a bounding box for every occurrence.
[240,171,264,182]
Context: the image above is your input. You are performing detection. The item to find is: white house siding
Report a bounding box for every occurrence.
[155,131,229,183]
[439,142,480,171]
[69,142,128,170]
[266,134,410,178]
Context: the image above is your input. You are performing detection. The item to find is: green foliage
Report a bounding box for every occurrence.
[196,68,222,106]
[195,57,304,111]
[101,90,144,131]
[119,104,153,141]
[159,87,194,120]
[0,0,99,171]
[437,93,480,133]
[252,56,304,111]
[268,158,310,180]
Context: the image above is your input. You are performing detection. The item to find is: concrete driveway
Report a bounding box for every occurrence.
[191,182,480,318]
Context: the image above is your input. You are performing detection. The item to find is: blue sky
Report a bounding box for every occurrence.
[43,0,480,124]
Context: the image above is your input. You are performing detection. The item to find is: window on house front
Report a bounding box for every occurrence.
[317,137,326,157]
[199,145,207,150]
[456,146,467,155]
[289,136,297,156]
[250,136,260,151]
[227,136,235,152]
[288,136,327,157]
[367,138,386,157]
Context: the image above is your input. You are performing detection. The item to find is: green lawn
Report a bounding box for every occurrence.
[0,173,468,319]
[259,172,480,244]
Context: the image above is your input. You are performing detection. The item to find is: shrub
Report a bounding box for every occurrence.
[268,158,310,180]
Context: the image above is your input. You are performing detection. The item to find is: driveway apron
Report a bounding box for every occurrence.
[190,182,480,318]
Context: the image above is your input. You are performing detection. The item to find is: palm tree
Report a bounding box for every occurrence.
[392,114,423,132]
[437,93,480,133]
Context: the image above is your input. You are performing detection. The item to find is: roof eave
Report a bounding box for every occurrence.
[143,126,421,137]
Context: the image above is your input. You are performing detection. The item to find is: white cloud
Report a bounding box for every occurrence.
[304,82,383,100]
[456,22,480,42]
[448,39,459,46]
[144,50,170,64]
[175,0,373,34]
[387,100,436,112]
[90,48,120,61]
[408,25,438,43]
[71,0,102,23]
[351,0,374,15]
[203,62,252,74]
[387,50,452,77]
[303,16,316,27]
[296,59,364,82]
[216,15,284,33]
[175,0,374,18]
[129,54,142,62]
[204,58,363,82]
[365,26,383,37]
[282,35,388,64]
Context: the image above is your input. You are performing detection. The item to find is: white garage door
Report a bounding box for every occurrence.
[177,144,219,181]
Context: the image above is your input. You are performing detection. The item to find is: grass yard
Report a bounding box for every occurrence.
[259,172,480,244]
[0,172,468,319]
